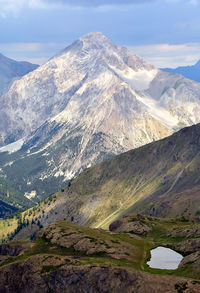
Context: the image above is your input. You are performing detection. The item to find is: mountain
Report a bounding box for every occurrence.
[0,32,170,146]
[1,32,200,209]
[2,122,200,242]
[161,60,200,83]
[0,216,200,292]
[0,53,38,97]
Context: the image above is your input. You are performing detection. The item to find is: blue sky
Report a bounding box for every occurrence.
[0,0,200,67]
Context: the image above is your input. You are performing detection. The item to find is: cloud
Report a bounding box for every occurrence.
[188,0,199,5]
[166,0,199,4]
[44,0,155,7]
[128,43,200,68]
[0,0,42,18]
[0,42,67,64]
[0,0,63,18]
[0,42,42,52]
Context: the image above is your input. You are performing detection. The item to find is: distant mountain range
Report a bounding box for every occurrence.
[0,53,38,97]
[161,60,200,83]
[1,32,200,212]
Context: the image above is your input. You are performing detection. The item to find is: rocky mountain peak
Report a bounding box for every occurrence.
[59,32,154,76]
[80,32,117,50]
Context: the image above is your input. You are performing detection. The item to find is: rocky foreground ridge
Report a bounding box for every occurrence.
[0,215,200,292]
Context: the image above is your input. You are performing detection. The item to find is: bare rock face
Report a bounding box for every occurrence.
[0,244,23,256]
[36,222,133,260]
[173,239,200,255]
[0,243,32,257]
[109,215,153,235]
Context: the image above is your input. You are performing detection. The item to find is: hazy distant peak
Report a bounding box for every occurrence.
[195,60,200,67]
[0,52,39,97]
[162,59,200,83]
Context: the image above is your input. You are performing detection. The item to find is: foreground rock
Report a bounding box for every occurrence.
[1,217,200,292]
[0,256,199,293]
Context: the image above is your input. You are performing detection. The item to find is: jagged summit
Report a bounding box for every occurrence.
[60,31,155,74]
[80,31,116,48]
[61,32,116,56]
[81,31,110,41]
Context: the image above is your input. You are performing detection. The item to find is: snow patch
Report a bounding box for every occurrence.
[0,138,24,153]
[64,170,75,181]
[135,94,179,129]
[24,190,37,200]
[110,66,158,91]
[54,170,64,178]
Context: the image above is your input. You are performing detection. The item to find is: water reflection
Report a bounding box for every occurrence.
[147,246,183,270]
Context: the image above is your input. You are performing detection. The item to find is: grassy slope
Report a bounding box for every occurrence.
[64,123,200,228]
[0,217,18,242]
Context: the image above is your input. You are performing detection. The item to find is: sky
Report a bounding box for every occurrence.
[0,0,200,68]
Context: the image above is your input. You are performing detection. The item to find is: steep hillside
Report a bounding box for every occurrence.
[28,123,200,230]
[162,60,200,83]
[0,53,38,97]
[2,123,200,240]
[0,216,200,292]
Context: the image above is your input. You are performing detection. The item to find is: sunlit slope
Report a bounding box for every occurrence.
[6,123,200,238]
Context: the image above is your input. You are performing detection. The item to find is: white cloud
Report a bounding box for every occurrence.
[188,0,199,5]
[166,0,199,4]
[0,0,65,18]
[0,42,42,52]
[0,42,67,64]
[0,0,156,18]
[128,43,200,68]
